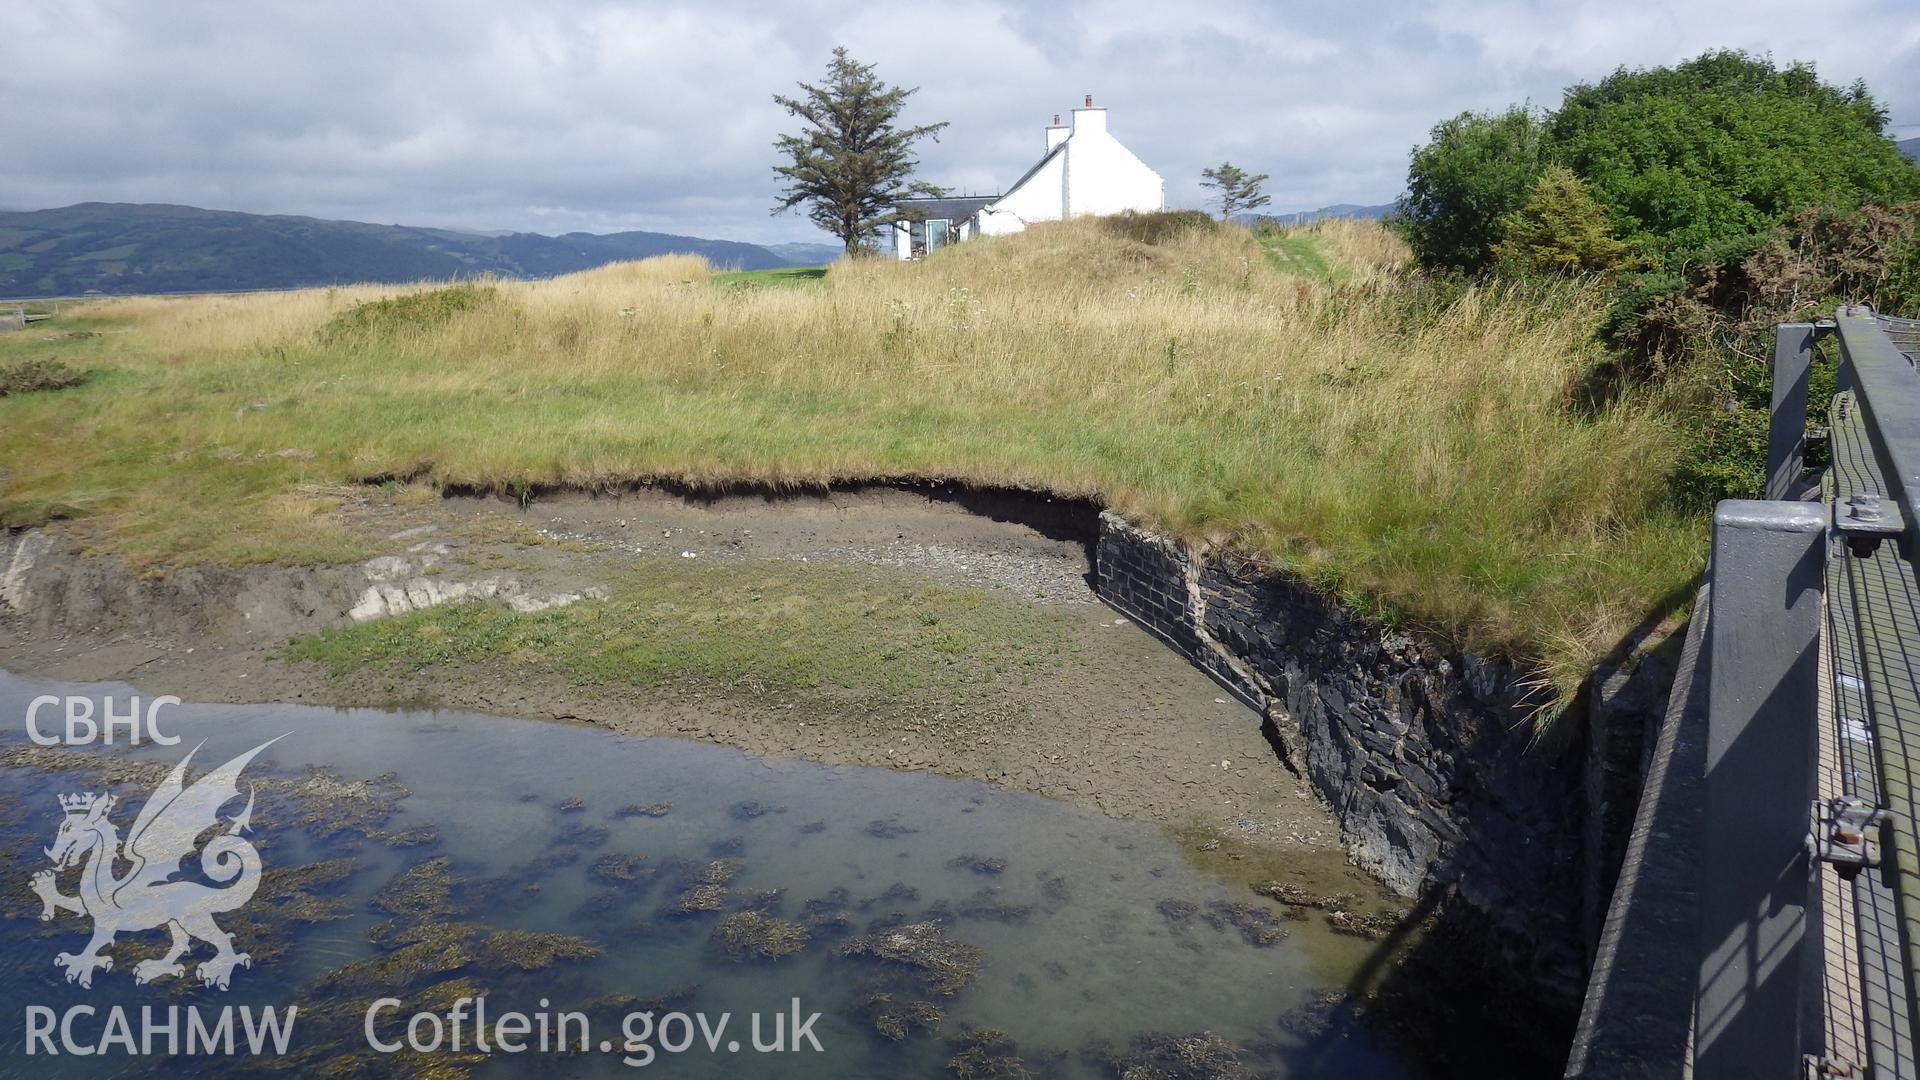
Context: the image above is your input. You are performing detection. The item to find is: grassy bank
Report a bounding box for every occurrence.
[0,216,1703,698]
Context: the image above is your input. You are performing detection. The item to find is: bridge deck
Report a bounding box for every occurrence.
[1825,379,1917,1074]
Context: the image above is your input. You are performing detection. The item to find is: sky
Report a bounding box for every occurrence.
[2,0,1916,246]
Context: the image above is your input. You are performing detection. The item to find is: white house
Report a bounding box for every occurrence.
[890,96,1165,259]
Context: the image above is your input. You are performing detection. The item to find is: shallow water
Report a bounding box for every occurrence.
[0,672,1411,1077]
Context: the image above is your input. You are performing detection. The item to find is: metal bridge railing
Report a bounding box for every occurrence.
[1698,307,1920,1080]
[1571,307,1920,1080]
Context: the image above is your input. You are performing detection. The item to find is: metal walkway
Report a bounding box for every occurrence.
[1571,309,1920,1079]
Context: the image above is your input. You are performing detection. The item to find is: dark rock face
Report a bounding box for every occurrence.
[1094,511,1626,1002]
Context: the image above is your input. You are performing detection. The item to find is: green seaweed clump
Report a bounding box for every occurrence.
[589,853,648,885]
[1326,909,1400,940]
[837,921,983,996]
[946,1027,1033,1079]
[1202,901,1289,947]
[371,857,465,921]
[709,912,811,961]
[667,859,741,914]
[1082,1031,1249,1080]
[853,986,944,1041]
[475,929,601,970]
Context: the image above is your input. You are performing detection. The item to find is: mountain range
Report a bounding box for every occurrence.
[0,203,824,298]
[1240,202,1397,227]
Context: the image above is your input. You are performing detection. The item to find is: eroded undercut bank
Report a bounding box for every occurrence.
[0,479,1675,1070]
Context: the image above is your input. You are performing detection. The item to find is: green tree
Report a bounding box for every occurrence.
[1490,165,1630,275]
[1548,51,1920,265]
[1395,106,1546,272]
[771,48,949,254]
[1199,162,1271,221]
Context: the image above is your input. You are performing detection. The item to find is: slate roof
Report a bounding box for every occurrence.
[896,195,999,222]
[1001,143,1066,201]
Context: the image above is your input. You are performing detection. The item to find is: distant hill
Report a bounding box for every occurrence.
[0,203,796,298]
[1240,202,1397,227]
[1901,137,1920,164]
[763,242,844,266]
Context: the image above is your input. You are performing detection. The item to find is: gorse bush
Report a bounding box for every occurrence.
[317,283,498,347]
[0,358,86,397]
[1491,166,1631,276]
[1096,209,1217,246]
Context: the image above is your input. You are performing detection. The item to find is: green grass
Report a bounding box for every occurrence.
[0,220,1706,701]
[1256,229,1341,282]
[711,266,828,289]
[285,559,1075,701]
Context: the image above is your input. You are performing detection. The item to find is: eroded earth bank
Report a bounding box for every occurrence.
[0,483,1610,1073]
[0,486,1355,858]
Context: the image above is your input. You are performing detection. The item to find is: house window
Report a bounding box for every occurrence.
[923,219,950,252]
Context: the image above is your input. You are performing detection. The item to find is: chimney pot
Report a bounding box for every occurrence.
[1084,94,1092,107]
[1053,114,1061,125]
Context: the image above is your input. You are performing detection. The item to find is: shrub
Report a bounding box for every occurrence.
[1551,51,1920,264]
[318,283,497,346]
[1652,201,1920,508]
[1096,209,1216,245]
[1491,166,1630,276]
[0,359,86,397]
[1396,105,1546,272]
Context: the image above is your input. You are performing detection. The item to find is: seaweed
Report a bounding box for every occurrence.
[946,1027,1033,1079]
[663,859,741,915]
[588,853,648,885]
[1082,1031,1250,1079]
[555,823,610,849]
[945,854,1008,875]
[853,983,945,1041]
[955,887,1032,924]
[371,857,465,921]
[708,912,811,961]
[1201,901,1289,947]
[728,800,786,821]
[837,921,983,996]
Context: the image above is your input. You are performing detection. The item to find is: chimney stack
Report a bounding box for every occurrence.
[1070,93,1106,137]
[1045,112,1069,151]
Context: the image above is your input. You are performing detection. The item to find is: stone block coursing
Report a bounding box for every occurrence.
[1094,510,1603,998]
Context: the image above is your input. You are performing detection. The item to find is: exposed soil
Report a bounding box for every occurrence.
[0,486,1365,878]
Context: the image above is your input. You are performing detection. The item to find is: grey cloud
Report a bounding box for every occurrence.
[1,0,1913,243]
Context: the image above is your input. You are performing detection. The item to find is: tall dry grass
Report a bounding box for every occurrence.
[0,218,1702,696]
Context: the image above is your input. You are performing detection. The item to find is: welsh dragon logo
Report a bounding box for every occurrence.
[29,737,281,990]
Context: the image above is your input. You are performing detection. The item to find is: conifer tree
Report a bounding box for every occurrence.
[772,48,949,254]
[1199,162,1272,221]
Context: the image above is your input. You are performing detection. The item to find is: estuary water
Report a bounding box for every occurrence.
[0,672,1412,1078]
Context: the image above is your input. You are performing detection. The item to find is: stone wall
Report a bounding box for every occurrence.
[1093,510,1666,1000]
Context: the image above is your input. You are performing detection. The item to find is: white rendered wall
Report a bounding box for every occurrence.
[985,151,1066,232]
[1061,107,1165,218]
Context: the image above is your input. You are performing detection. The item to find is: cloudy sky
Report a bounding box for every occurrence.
[3,0,1916,245]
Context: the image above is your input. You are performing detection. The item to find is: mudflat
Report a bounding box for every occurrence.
[0,487,1357,875]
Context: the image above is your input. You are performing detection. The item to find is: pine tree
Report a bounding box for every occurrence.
[772,48,950,254]
[1199,162,1272,221]
[1490,165,1630,274]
